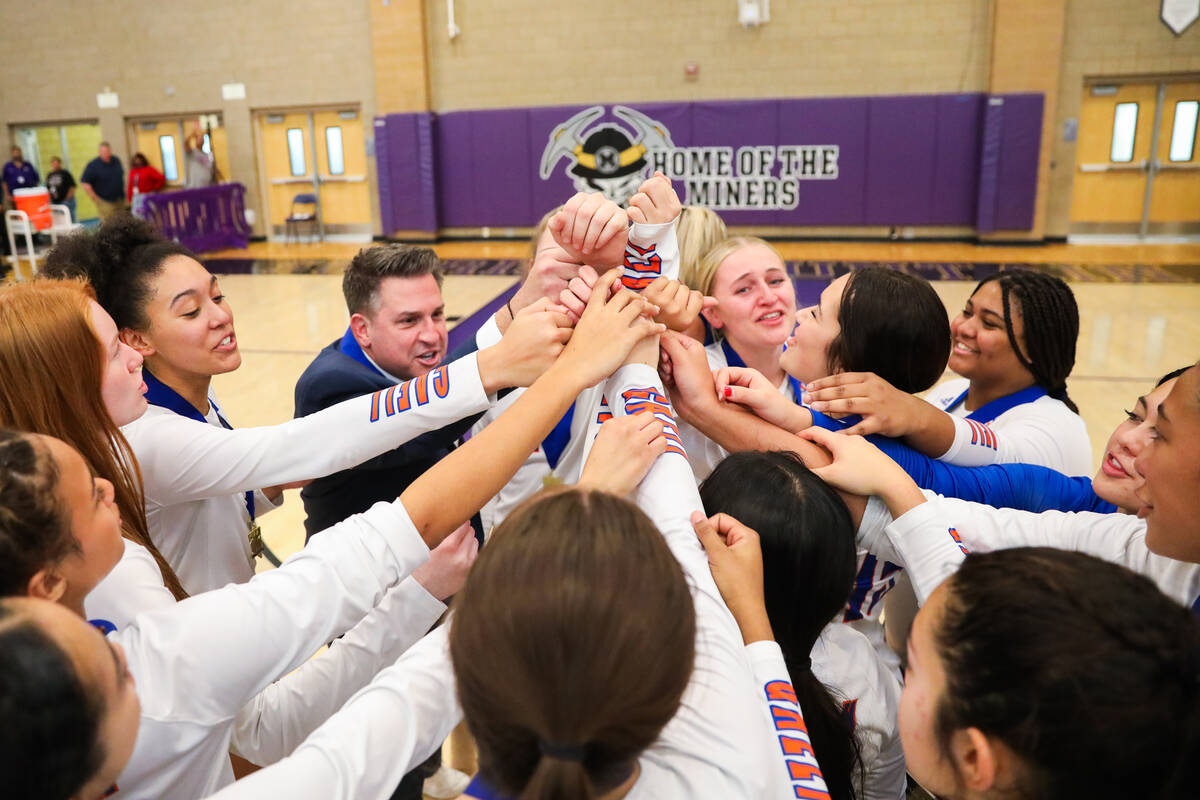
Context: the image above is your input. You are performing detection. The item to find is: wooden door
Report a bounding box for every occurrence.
[257,111,318,232]
[1070,83,1158,228]
[312,110,370,229]
[1148,82,1200,230]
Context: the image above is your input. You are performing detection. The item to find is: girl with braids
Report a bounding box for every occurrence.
[800,269,1091,475]
[699,451,904,800]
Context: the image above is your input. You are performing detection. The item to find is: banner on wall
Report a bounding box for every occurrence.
[538,104,839,210]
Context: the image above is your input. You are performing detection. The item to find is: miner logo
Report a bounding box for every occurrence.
[539,105,674,205]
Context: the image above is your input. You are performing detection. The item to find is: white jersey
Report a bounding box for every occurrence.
[811,623,905,800]
[111,497,434,800]
[122,352,491,594]
[860,492,1200,612]
[206,364,828,800]
[676,341,800,482]
[85,539,177,629]
[924,377,1092,476]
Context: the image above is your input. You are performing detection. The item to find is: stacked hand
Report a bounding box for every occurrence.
[691,511,773,644]
[411,520,479,600]
[658,331,719,422]
[552,270,665,389]
[802,372,930,437]
[714,366,809,431]
[478,298,574,392]
[504,239,587,330]
[626,171,682,225]
[548,192,629,269]
[580,413,668,496]
[797,426,926,516]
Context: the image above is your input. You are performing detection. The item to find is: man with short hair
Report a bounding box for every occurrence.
[45,156,77,220]
[80,141,126,220]
[293,243,473,799]
[2,146,39,209]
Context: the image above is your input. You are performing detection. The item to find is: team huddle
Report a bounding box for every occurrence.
[0,174,1197,800]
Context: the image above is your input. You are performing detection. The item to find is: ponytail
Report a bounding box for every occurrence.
[700,451,862,800]
[520,748,598,800]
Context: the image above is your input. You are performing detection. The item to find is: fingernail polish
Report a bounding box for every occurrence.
[723,386,732,398]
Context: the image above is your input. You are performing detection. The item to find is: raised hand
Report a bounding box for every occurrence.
[658,330,718,422]
[715,365,809,431]
[558,264,602,322]
[691,511,773,644]
[641,276,715,332]
[797,426,926,516]
[802,371,932,437]
[627,171,682,225]
[477,298,574,392]
[411,520,479,600]
[579,413,669,496]
[503,239,586,331]
[554,270,665,388]
[548,192,629,269]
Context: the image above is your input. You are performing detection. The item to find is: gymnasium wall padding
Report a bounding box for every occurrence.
[374,92,1043,234]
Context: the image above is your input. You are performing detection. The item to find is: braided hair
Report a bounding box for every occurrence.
[973,270,1080,412]
[0,430,76,596]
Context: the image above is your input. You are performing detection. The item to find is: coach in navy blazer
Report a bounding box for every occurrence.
[294,244,479,542]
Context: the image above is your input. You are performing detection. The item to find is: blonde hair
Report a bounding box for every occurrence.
[676,206,727,292]
[691,236,784,297]
[0,280,187,600]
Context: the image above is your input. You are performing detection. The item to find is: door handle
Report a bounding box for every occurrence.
[1078,160,1149,173]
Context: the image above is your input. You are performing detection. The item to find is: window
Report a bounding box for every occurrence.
[325,126,345,175]
[286,128,306,176]
[202,133,212,156]
[1110,103,1138,162]
[1168,100,1198,162]
[159,136,179,181]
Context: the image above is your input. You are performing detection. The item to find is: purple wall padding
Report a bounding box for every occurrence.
[976,93,1044,233]
[375,92,1045,234]
[375,112,439,233]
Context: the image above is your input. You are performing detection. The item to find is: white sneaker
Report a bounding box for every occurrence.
[423,765,471,799]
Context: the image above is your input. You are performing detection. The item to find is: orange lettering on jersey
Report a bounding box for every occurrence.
[765,679,798,705]
[394,382,411,413]
[788,762,825,782]
[432,367,450,398]
[779,736,815,758]
[947,527,969,556]
[370,390,381,422]
[414,374,430,405]
[794,787,832,800]
[771,706,806,731]
[383,385,396,417]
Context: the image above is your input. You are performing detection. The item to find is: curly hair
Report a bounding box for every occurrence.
[0,430,76,596]
[41,212,194,332]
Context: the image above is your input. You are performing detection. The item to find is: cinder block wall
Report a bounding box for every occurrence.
[424,0,994,110]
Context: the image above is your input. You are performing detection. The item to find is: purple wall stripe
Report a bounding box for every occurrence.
[374,92,1044,235]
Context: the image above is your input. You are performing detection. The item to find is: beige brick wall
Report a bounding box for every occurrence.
[425,0,994,111]
[1046,0,1200,236]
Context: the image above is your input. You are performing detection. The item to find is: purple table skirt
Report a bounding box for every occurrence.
[139,183,253,252]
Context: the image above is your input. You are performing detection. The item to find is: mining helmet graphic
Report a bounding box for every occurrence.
[539,105,675,205]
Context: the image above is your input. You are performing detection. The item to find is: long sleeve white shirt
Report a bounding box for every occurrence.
[110,497,433,800]
[924,377,1093,476]
[203,364,819,800]
[121,352,490,594]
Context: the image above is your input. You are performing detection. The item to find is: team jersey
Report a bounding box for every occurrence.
[674,340,801,482]
[811,624,906,800]
[860,493,1200,613]
[121,352,490,594]
[110,497,434,800]
[924,377,1093,476]
[209,364,826,800]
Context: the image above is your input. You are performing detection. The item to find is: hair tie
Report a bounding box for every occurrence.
[539,740,586,762]
[506,297,516,322]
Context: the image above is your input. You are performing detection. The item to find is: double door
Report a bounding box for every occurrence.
[130,116,229,189]
[255,108,370,240]
[1070,80,1200,237]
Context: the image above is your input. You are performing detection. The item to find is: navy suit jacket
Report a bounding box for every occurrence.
[294,336,480,541]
